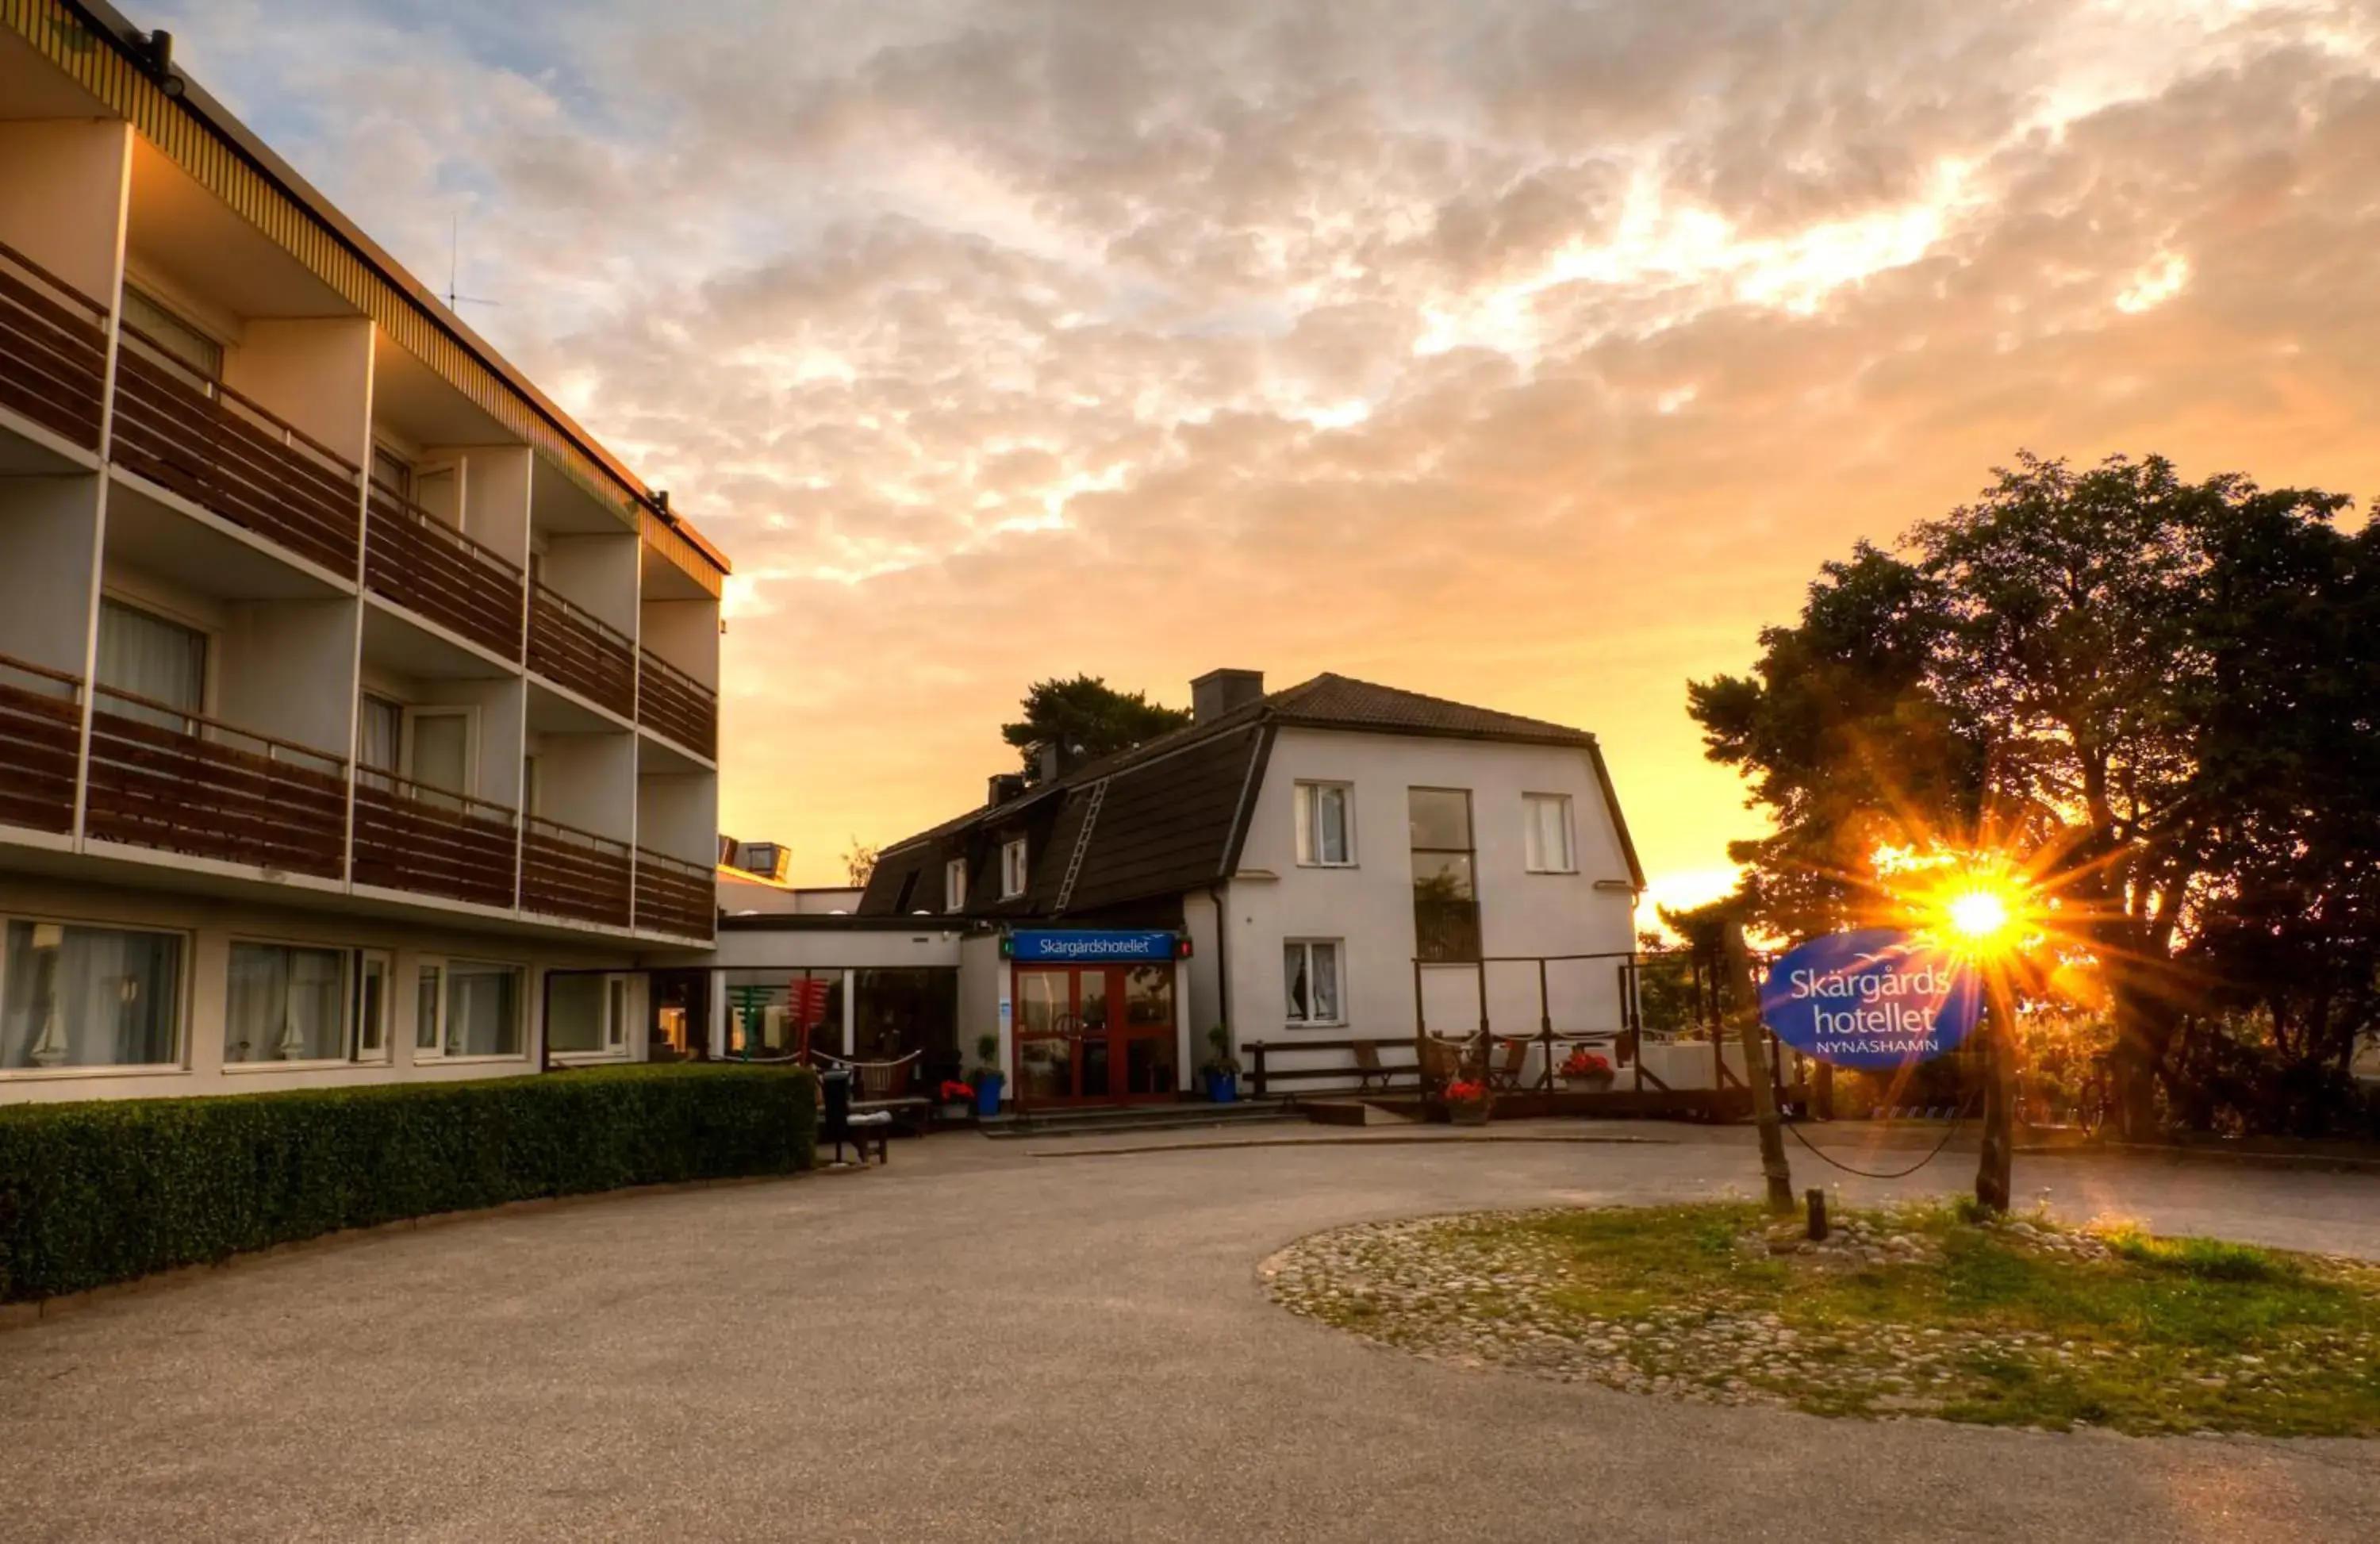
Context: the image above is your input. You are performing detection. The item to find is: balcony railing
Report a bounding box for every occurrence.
[109,327,363,574]
[637,648,717,759]
[0,653,84,837]
[366,483,525,662]
[0,240,108,451]
[83,686,347,877]
[634,847,716,940]
[528,583,635,718]
[352,771,520,909]
[522,816,634,927]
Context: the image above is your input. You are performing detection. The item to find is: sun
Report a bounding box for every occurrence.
[1944,887,2013,942]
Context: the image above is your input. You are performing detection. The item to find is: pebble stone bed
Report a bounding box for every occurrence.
[1258,1204,2365,1428]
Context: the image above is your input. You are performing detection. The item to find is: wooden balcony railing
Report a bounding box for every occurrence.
[0,653,84,837]
[352,771,520,909]
[366,483,525,662]
[528,584,635,717]
[0,240,108,451]
[637,648,717,759]
[522,816,634,927]
[634,847,716,941]
[83,686,347,878]
[109,327,363,574]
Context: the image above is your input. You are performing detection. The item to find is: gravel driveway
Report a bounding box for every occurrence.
[2,1123,2374,1542]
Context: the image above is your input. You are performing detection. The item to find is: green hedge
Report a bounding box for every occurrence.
[0,1062,816,1304]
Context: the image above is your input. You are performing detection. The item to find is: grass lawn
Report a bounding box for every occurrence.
[1265,1201,2380,1437]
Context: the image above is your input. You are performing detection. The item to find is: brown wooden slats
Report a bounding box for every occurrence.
[0,661,83,835]
[0,246,107,450]
[528,585,635,716]
[351,778,519,908]
[108,343,362,572]
[634,847,716,940]
[522,818,632,926]
[636,649,716,759]
[365,488,524,661]
[83,709,347,877]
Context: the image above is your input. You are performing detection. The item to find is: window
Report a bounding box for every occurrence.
[414,964,441,1051]
[1284,940,1344,1026]
[945,858,968,912]
[1,919,183,1070]
[1409,787,1481,962]
[1294,782,1354,866]
[1000,837,1028,899]
[358,694,402,775]
[355,952,391,1060]
[122,286,223,378]
[97,598,206,730]
[547,972,631,1057]
[225,943,348,1063]
[1523,793,1576,874]
[441,961,523,1058]
[403,707,473,797]
[371,444,413,500]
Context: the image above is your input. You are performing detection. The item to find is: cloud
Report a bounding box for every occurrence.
[150,0,2380,891]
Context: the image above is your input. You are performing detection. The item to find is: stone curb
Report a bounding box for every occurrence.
[2017,1142,2380,1176]
[1027,1132,1676,1160]
[0,1170,808,1334]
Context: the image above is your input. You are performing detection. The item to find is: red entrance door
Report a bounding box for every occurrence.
[1012,963,1178,1106]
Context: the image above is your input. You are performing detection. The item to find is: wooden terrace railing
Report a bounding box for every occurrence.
[83,686,348,878]
[636,647,716,759]
[528,583,635,717]
[351,771,520,909]
[0,240,109,451]
[109,326,363,574]
[0,653,85,837]
[365,482,526,662]
[634,846,716,940]
[521,814,634,927]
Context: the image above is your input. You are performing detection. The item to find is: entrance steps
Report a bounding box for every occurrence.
[981,1100,1303,1139]
[1297,1099,1421,1127]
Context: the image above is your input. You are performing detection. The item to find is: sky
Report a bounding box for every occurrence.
[155,0,2380,906]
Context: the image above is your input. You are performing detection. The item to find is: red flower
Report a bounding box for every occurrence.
[1444,1080,1487,1102]
[939,1081,975,1102]
[1560,1049,1613,1076]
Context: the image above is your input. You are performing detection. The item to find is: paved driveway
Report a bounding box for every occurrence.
[2,1124,2375,1542]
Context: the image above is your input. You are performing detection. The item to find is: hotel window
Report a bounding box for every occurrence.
[1284,940,1344,1027]
[1409,788,1481,962]
[97,597,207,732]
[224,942,349,1063]
[945,858,968,912]
[122,286,224,379]
[423,959,523,1058]
[1523,793,1576,874]
[355,951,391,1060]
[0,918,184,1070]
[547,973,631,1057]
[1294,782,1354,866]
[415,964,441,1050]
[1000,837,1028,899]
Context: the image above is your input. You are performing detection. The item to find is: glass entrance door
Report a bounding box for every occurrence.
[1011,963,1178,1105]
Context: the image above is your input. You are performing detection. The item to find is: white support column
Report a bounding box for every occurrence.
[705,969,727,1058]
[840,969,856,1056]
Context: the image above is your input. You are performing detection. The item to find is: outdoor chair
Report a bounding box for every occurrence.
[1417,1035,1469,1097]
[1351,1039,1397,1093]
[817,1050,930,1134]
[1487,1038,1530,1092]
[819,1066,892,1166]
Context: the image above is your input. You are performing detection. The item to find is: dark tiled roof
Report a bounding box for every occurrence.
[1265,674,1595,746]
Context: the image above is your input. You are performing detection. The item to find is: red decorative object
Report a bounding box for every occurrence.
[938,1080,975,1104]
[1560,1049,1613,1077]
[1444,1080,1487,1103]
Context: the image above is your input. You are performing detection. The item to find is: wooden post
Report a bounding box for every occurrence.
[1722,920,1795,1213]
[1975,994,2017,1213]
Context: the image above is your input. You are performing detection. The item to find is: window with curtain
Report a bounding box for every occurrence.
[415,964,441,1050]
[1523,793,1576,873]
[122,286,223,379]
[1284,940,1344,1026]
[224,943,347,1062]
[1295,782,1354,866]
[1409,787,1481,962]
[1000,837,1027,898]
[1,919,183,1070]
[357,695,403,777]
[443,960,522,1057]
[97,598,206,730]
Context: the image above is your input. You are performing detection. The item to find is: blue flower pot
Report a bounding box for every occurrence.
[1204,1070,1238,1104]
[974,1074,1005,1118]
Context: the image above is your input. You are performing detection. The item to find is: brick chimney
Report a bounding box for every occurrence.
[1191,668,1265,724]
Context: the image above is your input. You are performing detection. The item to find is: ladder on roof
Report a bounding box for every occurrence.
[1051,777,1111,916]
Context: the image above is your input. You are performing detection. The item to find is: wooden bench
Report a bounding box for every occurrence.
[815,1050,931,1134]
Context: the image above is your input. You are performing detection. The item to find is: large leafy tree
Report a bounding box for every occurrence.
[1691,452,2367,1137]
[1001,675,1191,774]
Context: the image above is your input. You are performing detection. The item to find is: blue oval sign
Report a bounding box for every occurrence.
[1759,928,1981,1071]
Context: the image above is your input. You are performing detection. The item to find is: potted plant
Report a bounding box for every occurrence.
[1444,1079,1489,1126]
[1200,1025,1241,1103]
[970,1033,1005,1117]
[935,1079,976,1123]
[1560,1047,1615,1092]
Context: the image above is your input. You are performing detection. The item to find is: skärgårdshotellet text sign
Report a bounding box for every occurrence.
[1757,928,1983,1072]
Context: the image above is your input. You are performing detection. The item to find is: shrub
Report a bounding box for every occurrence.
[0,1063,816,1304]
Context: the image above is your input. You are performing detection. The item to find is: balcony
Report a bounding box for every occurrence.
[521,816,634,928]
[528,583,635,719]
[637,649,717,760]
[366,484,525,663]
[0,240,107,454]
[83,686,347,878]
[0,653,83,838]
[109,329,363,575]
[351,773,520,911]
[634,847,716,941]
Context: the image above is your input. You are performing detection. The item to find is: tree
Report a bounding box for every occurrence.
[1691,452,2363,1139]
[841,836,878,888]
[1001,675,1190,774]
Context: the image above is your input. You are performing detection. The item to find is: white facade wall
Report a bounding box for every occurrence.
[1222,728,1638,1088]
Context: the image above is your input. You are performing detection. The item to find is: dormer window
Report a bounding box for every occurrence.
[944,858,967,912]
[1001,837,1028,899]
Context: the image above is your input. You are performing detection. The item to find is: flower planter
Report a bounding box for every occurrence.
[1203,1070,1238,1104]
[973,1073,1005,1118]
[1447,1101,1490,1127]
[935,1101,973,1124]
[1564,1074,1616,1093]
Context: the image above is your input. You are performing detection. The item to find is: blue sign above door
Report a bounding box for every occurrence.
[1758,928,1982,1071]
[1006,930,1185,963]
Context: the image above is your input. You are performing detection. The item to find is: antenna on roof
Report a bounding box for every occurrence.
[444,214,500,313]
